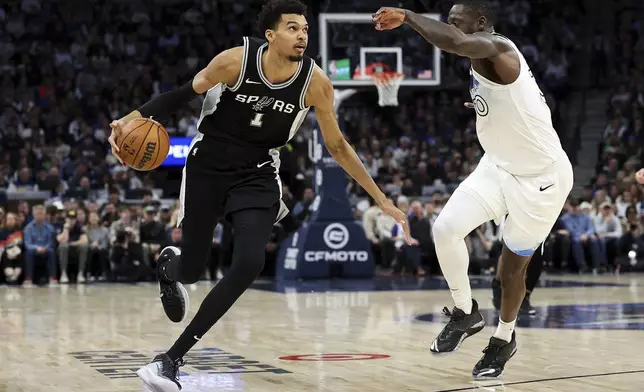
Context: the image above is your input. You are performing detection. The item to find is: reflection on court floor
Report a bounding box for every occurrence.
[1,274,643,391]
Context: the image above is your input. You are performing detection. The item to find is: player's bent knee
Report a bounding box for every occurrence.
[432,215,464,244]
[179,253,209,284]
[180,268,203,285]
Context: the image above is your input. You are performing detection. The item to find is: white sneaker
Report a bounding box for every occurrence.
[22,280,33,288]
[60,273,69,284]
[77,274,86,284]
[136,354,183,392]
[49,279,59,287]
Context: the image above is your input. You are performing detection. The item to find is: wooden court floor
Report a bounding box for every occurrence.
[1,274,644,391]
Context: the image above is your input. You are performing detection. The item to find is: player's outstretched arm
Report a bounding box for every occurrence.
[372,7,499,59]
[306,66,411,244]
[108,47,243,163]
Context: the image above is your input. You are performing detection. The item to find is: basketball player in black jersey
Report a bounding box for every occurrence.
[107,1,410,391]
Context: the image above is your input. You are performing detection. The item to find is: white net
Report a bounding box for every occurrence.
[372,72,404,107]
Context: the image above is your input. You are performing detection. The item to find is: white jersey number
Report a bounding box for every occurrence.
[250,113,264,128]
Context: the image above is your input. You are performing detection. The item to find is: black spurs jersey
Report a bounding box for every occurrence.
[197,37,315,156]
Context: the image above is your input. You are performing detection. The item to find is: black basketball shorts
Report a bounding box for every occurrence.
[177,133,289,227]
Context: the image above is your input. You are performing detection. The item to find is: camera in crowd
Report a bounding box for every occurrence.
[114,227,136,246]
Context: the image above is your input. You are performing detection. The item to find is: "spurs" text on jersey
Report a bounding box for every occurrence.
[234,94,295,114]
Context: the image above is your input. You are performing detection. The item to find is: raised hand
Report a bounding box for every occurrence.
[372,7,406,31]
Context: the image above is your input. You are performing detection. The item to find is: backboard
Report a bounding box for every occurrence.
[320,13,442,87]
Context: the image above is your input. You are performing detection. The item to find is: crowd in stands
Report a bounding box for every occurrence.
[0,0,292,286]
[1,0,642,286]
[0,199,228,286]
[575,1,644,272]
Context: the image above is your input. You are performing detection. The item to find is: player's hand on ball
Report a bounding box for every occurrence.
[108,119,126,165]
[372,7,406,30]
[636,168,644,185]
[379,199,412,245]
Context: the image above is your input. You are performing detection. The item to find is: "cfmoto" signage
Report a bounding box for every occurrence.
[323,223,349,249]
[304,251,368,262]
[305,223,369,263]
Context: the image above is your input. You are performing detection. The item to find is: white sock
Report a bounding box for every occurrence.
[493,318,516,342]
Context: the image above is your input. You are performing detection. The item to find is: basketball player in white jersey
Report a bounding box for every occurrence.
[373,0,573,378]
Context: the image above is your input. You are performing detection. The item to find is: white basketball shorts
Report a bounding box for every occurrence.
[458,153,574,255]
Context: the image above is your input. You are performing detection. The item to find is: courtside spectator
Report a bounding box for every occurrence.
[140,206,166,266]
[23,205,57,287]
[562,200,605,273]
[409,200,432,270]
[110,228,147,282]
[594,201,622,266]
[376,198,397,268]
[86,211,110,281]
[110,207,140,244]
[0,213,24,284]
[56,210,89,283]
[362,198,383,265]
[392,197,425,276]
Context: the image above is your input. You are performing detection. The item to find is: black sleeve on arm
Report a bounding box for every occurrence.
[137,79,199,119]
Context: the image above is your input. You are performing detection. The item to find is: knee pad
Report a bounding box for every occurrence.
[432,215,468,244]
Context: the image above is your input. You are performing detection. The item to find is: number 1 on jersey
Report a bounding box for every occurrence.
[250,112,264,128]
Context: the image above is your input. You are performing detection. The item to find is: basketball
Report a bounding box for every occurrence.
[117,118,170,171]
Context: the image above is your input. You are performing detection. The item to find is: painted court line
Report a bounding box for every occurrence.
[434,369,644,391]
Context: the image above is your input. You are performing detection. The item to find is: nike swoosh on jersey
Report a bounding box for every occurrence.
[257,161,272,168]
[539,184,555,192]
[246,78,261,84]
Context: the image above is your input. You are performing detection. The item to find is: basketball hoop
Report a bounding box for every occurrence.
[371,72,404,107]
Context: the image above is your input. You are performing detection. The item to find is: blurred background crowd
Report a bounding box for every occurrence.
[0,0,643,286]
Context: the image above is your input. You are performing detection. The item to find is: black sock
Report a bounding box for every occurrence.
[165,207,276,361]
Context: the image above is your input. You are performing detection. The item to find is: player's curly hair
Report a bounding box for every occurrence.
[257,0,307,33]
[454,0,497,25]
